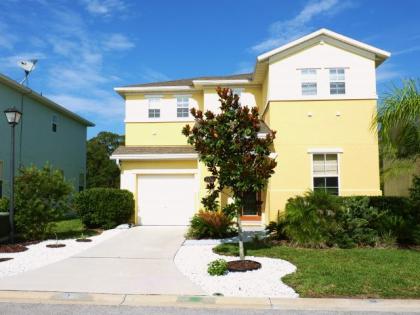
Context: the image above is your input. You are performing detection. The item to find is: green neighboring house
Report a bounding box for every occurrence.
[0,73,94,198]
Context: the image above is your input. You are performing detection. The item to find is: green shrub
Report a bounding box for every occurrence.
[283,191,341,247]
[14,165,73,240]
[0,198,9,212]
[74,188,134,229]
[334,197,383,248]
[187,210,236,239]
[207,259,228,276]
[266,211,288,240]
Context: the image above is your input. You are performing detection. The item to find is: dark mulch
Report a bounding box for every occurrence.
[76,238,92,242]
[227,260,261,272]
[0,244,28,253]
[46,244,66,248]
[0,258,13,263]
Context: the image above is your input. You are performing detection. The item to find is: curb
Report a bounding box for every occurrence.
[0,290,419,312]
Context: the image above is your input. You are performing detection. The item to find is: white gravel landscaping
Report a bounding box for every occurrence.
[0,228,124,278]
[174,244,299,298]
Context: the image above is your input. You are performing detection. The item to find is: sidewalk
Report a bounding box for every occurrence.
[0,290,419,313]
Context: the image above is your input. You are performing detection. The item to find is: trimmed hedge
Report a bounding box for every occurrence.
[0,212,10,240]
[74,188,134,229]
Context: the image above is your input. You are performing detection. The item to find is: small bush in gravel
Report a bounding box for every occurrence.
[187,210,236,239]
[74,188,134,229]
[207,259,228,276]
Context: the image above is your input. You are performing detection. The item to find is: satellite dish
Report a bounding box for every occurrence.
[18,59,38,85]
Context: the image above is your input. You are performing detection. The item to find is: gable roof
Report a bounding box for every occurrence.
[116,28,391,92]
[0,73,94,127]
[257,28,390,65]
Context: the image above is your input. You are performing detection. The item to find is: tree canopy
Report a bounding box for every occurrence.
[86,132,124,189]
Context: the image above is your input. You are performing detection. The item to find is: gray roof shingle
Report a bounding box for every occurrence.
[123,73,253,88]
[112,146,197,155]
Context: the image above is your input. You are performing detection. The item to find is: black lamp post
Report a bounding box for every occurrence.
[4,107,22,243]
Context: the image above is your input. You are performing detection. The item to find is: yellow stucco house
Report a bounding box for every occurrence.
[111,29,390,226]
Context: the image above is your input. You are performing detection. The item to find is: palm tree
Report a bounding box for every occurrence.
[373,79,420,180]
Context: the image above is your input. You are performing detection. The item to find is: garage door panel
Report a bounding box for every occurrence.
[138,174,196,225]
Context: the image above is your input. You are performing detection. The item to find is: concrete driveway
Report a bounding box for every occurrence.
[0,227,204,295]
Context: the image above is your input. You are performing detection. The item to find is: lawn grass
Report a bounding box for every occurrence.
[214,242,420,298]
[48,219,100,239]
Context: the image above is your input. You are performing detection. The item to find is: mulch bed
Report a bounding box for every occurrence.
[46,244,66,248]
[0,244,28,253]
[227,260,262,272]
[76,238,92,242]
[0,258,13,263]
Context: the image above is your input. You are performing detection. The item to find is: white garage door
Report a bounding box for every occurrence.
[137,174,196,225]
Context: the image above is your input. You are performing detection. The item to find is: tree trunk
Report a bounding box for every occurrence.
[236,207,245,261]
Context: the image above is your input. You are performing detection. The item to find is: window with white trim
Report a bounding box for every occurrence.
[176,96,189,118]
[148,97,161,118]
[329,68,345,95]
[232,88,243,97]
[301,68,317,95]
[312,154,339,195]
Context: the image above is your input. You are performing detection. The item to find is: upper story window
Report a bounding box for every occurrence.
[52,115,58,132]
[232,88,243,97]
[329,68,346,95]
[176,96,189,118]
[148,97,161,118]
[301,68,317,96]
[312,153,339,195]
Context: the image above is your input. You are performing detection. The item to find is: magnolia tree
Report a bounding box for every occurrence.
[182,87,276,260]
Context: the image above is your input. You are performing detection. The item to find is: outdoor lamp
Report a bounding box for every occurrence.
[4,107,22,125]
[4,106,22,243]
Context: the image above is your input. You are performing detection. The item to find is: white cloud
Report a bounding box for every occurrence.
[0,21,18,50]
[103,34,135,51]
[48,92,124,121]
[251,0,354,53]
[83,0,126,16]
[393,45,420,56]
[234,61,254,74]
[140,68,170,82]
[376,63,403,82]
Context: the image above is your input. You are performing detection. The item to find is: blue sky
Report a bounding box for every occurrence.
[1,0,419,138]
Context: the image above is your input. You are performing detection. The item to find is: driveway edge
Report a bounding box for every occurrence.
[0,290,419,312]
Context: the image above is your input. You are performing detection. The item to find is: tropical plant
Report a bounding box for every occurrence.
[187,210,236,239]
[183,87,276,259]
[14,165,73,240]
[86,132,125,189]
[283,191,341,247]
[266,211,288,240]
[373,79,420,179]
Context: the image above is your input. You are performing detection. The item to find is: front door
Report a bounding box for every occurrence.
[241,191,261,220]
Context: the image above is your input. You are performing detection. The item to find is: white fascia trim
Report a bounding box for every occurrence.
[129,168,198,174]
[257,28,390,62]
[124,118,194,123]
[193,79,251,86]
[144,94,163,99]
[307,148,344,154]
[111,153,198,160]
[114,86,197,93]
